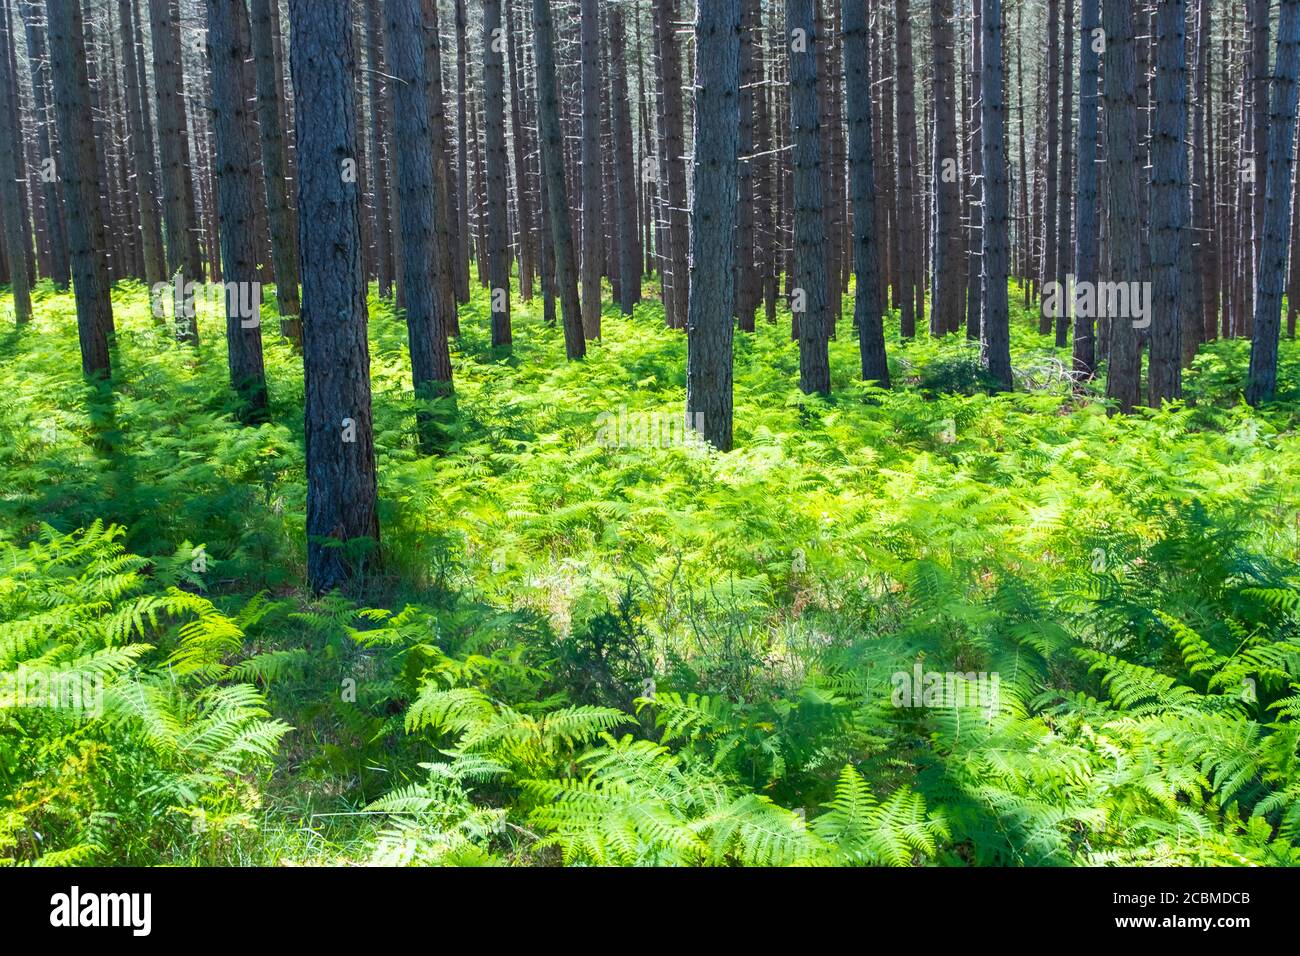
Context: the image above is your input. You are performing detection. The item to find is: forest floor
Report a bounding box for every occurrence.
[3,277,1300,866]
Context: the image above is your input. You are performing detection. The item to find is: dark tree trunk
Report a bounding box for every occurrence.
[980,0,1011,391]
[454,0,471,301]
[250,0,302,345]
[894,0,920,338]
[532,0,585,359]
[384,0,454,447]
[483,0,512,346]
[789,0,830,394]
[1102,0,1143,412]
[19,2,70,288]
[506,0,536,301]
[1073,0,1101,377]
[149,0,203,293]
[0,0,31,323]
[1247,0,1300,405]
[205,0,269,421]
[1056,0,1074,348]
[609,6,640,316]
[929,0,960,336]
[579,0,603,339]
[735,0,758,331]
[843,0,888,386]
[288,0,380,594]
[47,0,112,377]
[1041,0,1060,334]
[654,0,690,329]
[362,0,395,299]
[1147,0,1188,408]
[686,0,741,452]
[117,0,165,291]
[420,0,460,335]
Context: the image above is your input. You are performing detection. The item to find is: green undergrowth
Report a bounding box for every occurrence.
[2,275,1300,865]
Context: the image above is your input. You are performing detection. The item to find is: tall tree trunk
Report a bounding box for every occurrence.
[205,0,269,421]
[1246,0,1300,405]
[46,0,112,377]
[454,0,472,301]
[735,0,758,331]
[929,0,960,335]
[117,0,165,292]
[420,0,460,335]
[288,0,380,594]
[1148,0,1188,407]
[1102,0,1143,412]
[1041,0,1060,334]
[844,0,888,386]
[789,0,830,393]
[384,0,454,449]
[609,6,641,316]
[654,0,690,329]
[1056,0,1074,348]
[577,0,600,340]
[894,0,920,338]
[483,0,512,346]
[980,0,1011,391]
[0,0,31,323]
[1073,0,1102,377]
[149,0,203,295]
[686,0,740,451]
[19,2,71,288]
[505,0,536,302]
[532,0,585,359]
[250,0,302,345]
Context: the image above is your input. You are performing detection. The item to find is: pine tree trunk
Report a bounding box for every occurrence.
[735,0,758,331]
[116,0,165,292]
[483,0,512,346]
[1041,0,1060,334]
[654,0,690,329]
[420,0,460,335]
[789,0,830,393]
[205,0,269,421]
[1148,0,1188,407]
[578,0,603,340]
[532,0,585,359]
[362,0,395,299]
[929,0,960,336]
[149,0,203,294]
[844,0,888,386]
[506,0,536,302]
[1073,0,1101,378]
[249,0,301,345]
[0,0,32,323]
[685,0,740,451]
[19,3,70,288]
[46,0,112,377]
[980,0,1011,391]
[1055,0,1074,348]
[384,0,454,448]
[609,6,641,316]
[288,0,380,594]
[894,0,920,338]
[1246,0,1300,405]
[1102,0,1143,412]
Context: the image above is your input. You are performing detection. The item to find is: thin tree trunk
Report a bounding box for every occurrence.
[483,0,512,346]
[980,0,1011,391]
